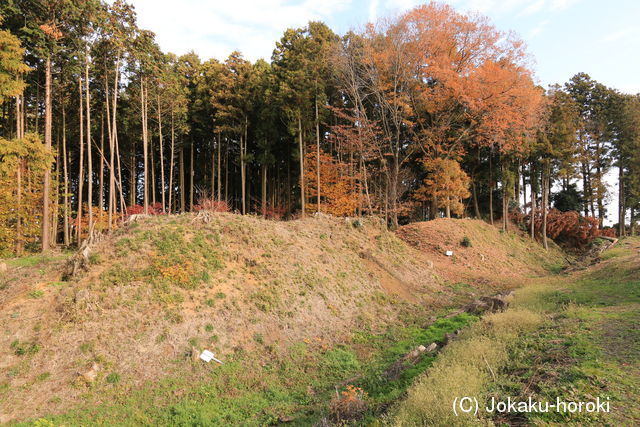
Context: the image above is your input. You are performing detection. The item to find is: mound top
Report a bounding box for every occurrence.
[397,218,566,286]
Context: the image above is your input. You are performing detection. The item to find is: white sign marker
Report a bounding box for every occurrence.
[199,350,223,364]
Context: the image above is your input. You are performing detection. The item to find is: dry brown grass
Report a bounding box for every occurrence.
[391,309,544,426]
[0,213,440,422]
[0,214,559,423]
[397,218,567,289]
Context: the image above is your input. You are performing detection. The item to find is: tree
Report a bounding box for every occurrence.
[0,27,29,101]
[304,149,358,216]
[0,0,623,256]
[565,73,615,225]
[210,52,251,213]
[552,184,583,212]
[415,158,470,218]
[611,93,640,235]
[0,134,53,255]
[272,22,338,218]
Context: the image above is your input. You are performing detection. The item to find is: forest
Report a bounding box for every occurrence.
[1,0,640,256]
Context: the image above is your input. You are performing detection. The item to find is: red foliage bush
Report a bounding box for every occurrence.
[126,202,164,216]
[254,202,287,220]
[599,227,617,238]
[192,198,229,213]
[511,209,608,247]
[545,209,600,245]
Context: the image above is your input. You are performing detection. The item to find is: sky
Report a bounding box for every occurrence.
[125,0,638,224]
[126,0,640,95]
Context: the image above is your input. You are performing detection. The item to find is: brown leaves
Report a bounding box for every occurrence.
[397,2,543,155]
[304,149,359,216]
[39,23,63,41]
[415,158,471,216]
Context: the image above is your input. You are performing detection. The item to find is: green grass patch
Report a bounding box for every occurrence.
[28,290,44,299]
[484,238,639,425]
[10,340,41,356]
[6,254,66,268]
[392,238,640,425]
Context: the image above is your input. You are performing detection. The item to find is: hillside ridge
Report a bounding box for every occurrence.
[0,213,561,423]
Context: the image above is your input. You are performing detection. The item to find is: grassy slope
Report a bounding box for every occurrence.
[0,214,561,425]
[397,218,567,287]
[391,237,640,426]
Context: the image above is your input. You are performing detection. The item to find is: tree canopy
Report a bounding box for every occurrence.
[0,0,637,255]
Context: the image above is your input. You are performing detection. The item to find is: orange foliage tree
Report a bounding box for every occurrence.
[0,134,54,256]
[414,158,471,218]
[401,3,541,153]
[304,149,359,216]
[380,3,541,220]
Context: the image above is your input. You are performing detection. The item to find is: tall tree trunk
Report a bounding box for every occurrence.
[15,91,24,254]
[108,54,120,229]
[361,155,372,214]
[189,141,194,211]
[542,161,549,249]
[115,130,127,223]
[16,156,23,255]
[581,162,589,217]
[100,111,105,216]
[389,153,400,229]
[211,137,215,201]
[501,160,507,232]
[618,166,625,237]
[42,56,52,251]
[16,92,23,139]
[384,178,389,225]
[85,51,93,235]
[298,116,305,217]
[168,111,175,213]
[240,119,247,214]
[151,121,156,207]
[16,157,23,254]
[471,178,480,218]
[530,163,536,240]
[34,82,38,133]
[286,146,291,214]
[77,75,85,244]
[142,78,148,214]
[261,162,267,216]
[315,97,321,213]
[179,148,185,213]
[105,89,113,226]
[217,132,221,202]
[157,94,165,212]
[128,136,135,207]
[488,151,494,225]
[596,164,604,228]
[52,133,60,244]
[522,163,527,214]
[515,159,521,209]
[502,184,508,231]
[586,170,595,218]
[224,142,229,203]
[62,100,69,247]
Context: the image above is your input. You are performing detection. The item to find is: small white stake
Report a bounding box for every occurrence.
[200,349,223,364]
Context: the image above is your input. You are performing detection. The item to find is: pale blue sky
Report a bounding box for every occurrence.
[129,0,640,94]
